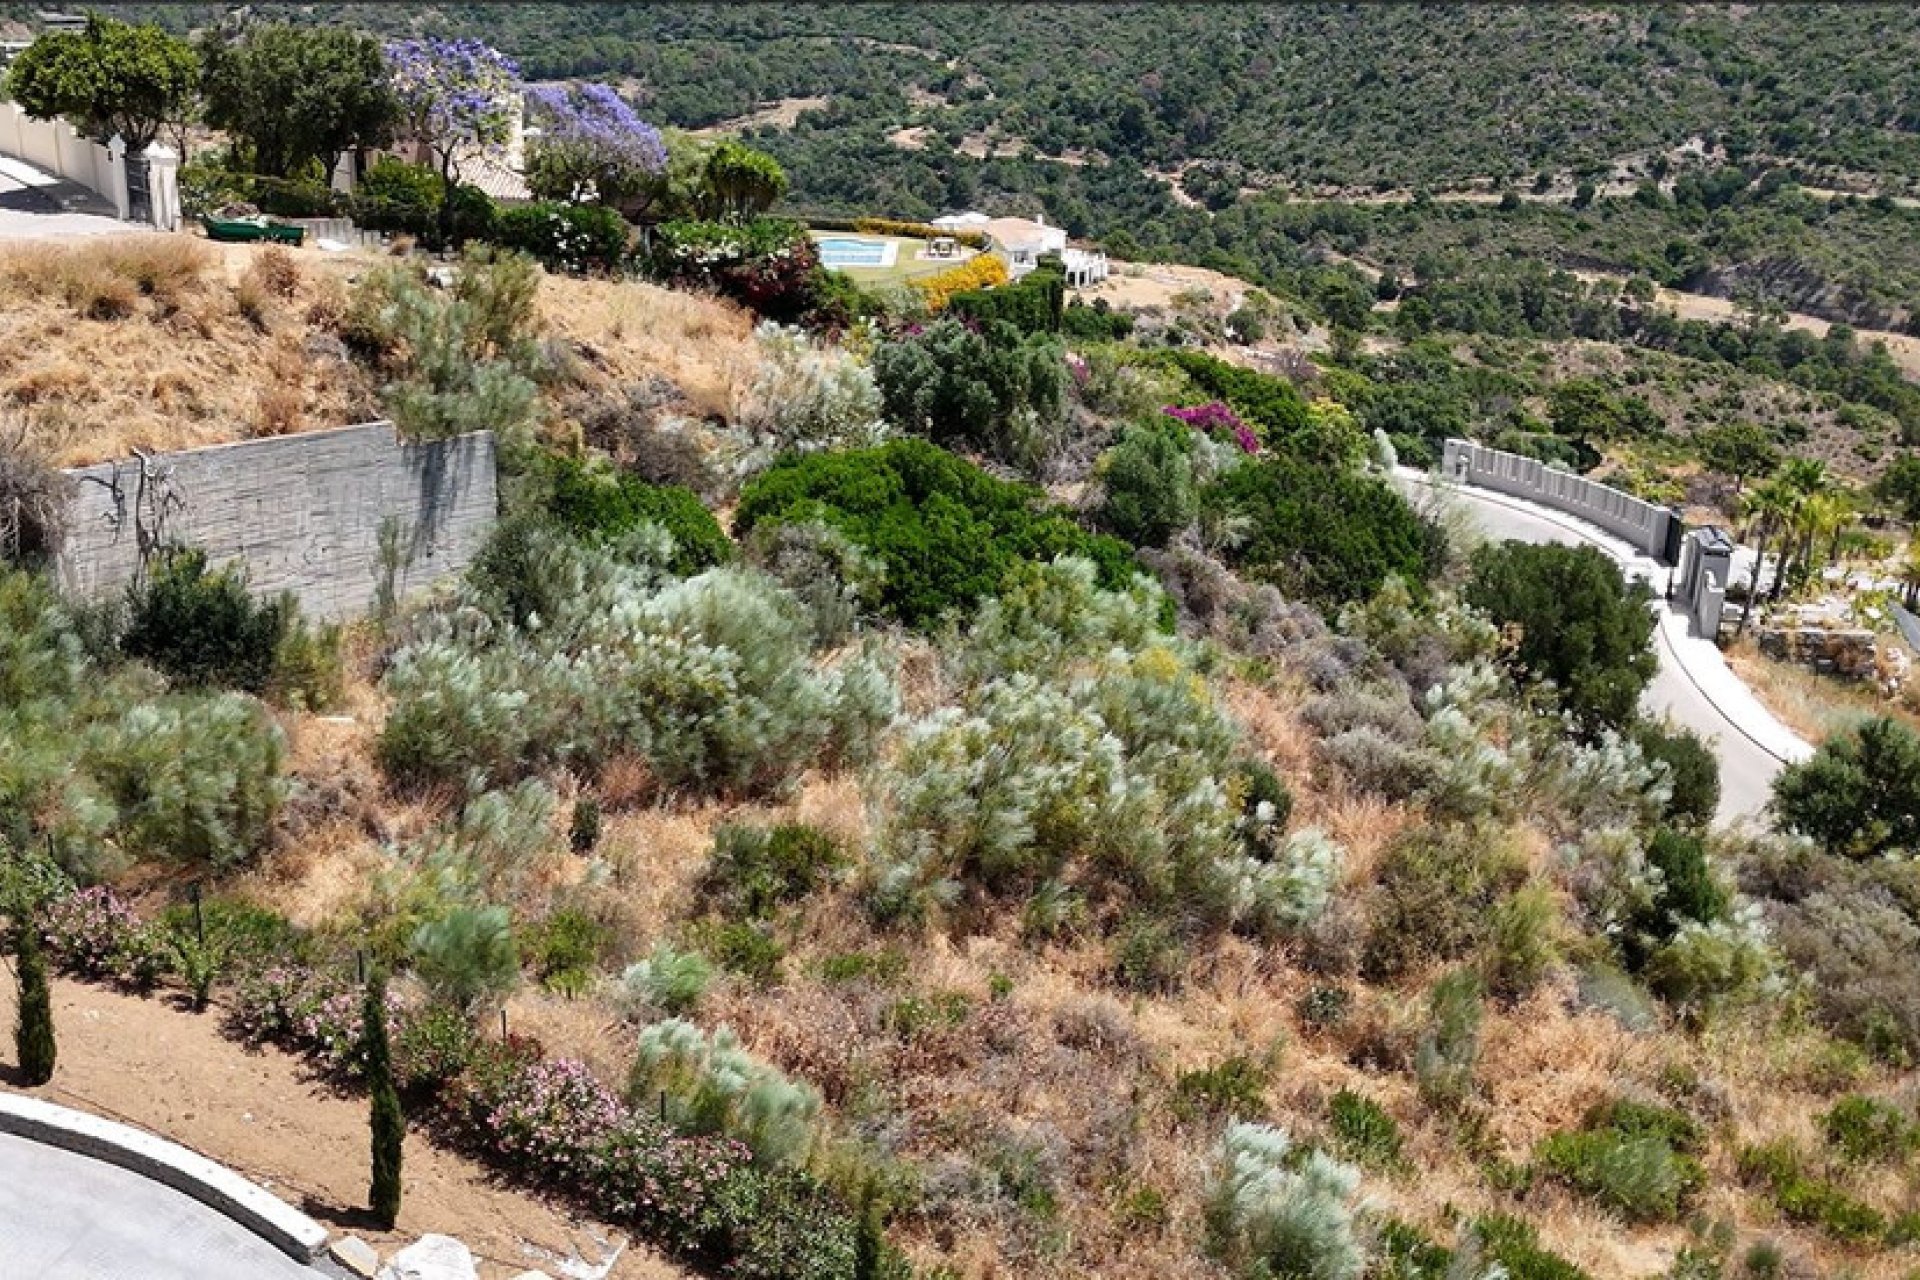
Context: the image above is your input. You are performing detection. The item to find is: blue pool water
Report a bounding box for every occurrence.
[815,235,895,268]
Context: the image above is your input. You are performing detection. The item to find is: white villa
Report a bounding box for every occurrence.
[934,210,1109,286]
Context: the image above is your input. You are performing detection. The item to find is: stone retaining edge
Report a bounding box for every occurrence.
[0,1091,329,1263]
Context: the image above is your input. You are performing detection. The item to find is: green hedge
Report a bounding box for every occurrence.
[949,258,1066,335]
[493,202,631,275]
[735,438,1139,628]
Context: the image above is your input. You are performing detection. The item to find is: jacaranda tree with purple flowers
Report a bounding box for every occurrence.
[384,36,519,242]
[524,82,668,219]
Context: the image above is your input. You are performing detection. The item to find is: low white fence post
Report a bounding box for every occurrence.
[144,142,179,231]
[104,134,130,220]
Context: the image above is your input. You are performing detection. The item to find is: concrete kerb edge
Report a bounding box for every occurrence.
[1397,468,1815,767]
[0,1091,330,1263]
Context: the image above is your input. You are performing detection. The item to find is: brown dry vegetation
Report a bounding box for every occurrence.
[129,649,1913,1280]
[0,234,756,469]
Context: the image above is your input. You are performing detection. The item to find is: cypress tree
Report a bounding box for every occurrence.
[364,968,403,1229]
[14,912,55,1087]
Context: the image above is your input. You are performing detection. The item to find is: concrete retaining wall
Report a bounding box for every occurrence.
[0,1092,328,1261]
[1442,438,1677,561]
[57,422,497,621]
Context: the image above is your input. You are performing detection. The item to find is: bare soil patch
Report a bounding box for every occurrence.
[0,975,692,1280]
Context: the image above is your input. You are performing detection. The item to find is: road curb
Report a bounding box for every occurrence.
[0,1091,329,1263]
[1397,468,1813,768]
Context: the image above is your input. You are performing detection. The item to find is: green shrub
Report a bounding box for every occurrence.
[1206,1122,1367,1280]
[870,317,1066,468]
[1774,716,1920,859]
[1535,1127,1703,1222]
[492,201,630,275]
[410,905,519,1012]
[524,908,608,997]
[1364,825,1526,981]
[735,438,1139,628]
[700,823,845,921]
[1470,1214,1595,1280]
[692,919,785,987]
[1587,1098,1705,1154]
[155,897,301,975]
[630,1017,822,1168]
[1415,968,1483,1110]
[881,991,972,1039]
[1638,827,1731,942]
[948,259,1065,335]
[1820,1094,1917,1162]
[1098,419,1198,548]
[1171,1056,1270,1122]
[1482,882,1560,1001]
[1327,1089,1403,1170]
[1737,1140,1887,1243]
[1464,541,1656,733]
[1061,299,1134,341]
[1632,720,1721,828]
[816,948,909,987]
[1111,916,1187,994]
[620,942,714,1016]
[541,454,732,575]
[120,548,287,695]
[568,797,601,854]
[352,158,496,247]
[1206,456,1446,609]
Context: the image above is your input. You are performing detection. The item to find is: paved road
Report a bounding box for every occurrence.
[0,154,133,238]
[1407,474,1799,826]
[0,1132,320,1279]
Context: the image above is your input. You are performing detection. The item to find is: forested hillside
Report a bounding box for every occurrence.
[68,4,1920,191]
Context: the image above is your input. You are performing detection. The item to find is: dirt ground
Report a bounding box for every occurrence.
[0,974,693,1280]
[1069,259,1255,312]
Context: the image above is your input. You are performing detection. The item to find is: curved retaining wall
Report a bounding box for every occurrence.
[0,1092,328,1261]
[1441,438,1677,562]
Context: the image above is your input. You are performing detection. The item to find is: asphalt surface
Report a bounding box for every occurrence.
[0,1132,320,1279]
[1428,479,1788,825]
[0,154,134,238]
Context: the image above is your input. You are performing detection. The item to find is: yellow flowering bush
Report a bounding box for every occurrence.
[913,254,1009,312]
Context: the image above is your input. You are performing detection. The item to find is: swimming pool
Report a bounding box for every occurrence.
[814,235,898,269]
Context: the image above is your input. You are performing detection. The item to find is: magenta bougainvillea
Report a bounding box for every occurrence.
[1165,401,1259,453]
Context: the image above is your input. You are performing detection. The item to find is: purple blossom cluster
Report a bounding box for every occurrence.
[384,37,521,154]
[525,83,667,177]
[1165,400,1260,454]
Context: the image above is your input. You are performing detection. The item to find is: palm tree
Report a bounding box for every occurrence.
[1800,490,1853,580]
[1900,538,1920,611]
[1769,459,1832,601]
[1737,478,1794,636]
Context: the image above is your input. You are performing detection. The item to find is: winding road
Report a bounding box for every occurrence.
[1395,470,1814,826]
[0,1132,319,1279]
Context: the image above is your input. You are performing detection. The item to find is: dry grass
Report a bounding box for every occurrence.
[0,235,379,465]
[1722,634,1917,745]
[538,275,756,423]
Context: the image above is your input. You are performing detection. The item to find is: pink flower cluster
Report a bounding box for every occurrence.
[40,886,166,987]
[1165,401,1260,454]
[476,1055,747,1246]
